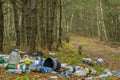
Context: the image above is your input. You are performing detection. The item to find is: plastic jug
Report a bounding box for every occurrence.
[8,48,21,64]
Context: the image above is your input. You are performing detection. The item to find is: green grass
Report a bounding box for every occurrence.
[108,53,120,60]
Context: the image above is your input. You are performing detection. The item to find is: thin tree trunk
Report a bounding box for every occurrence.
[29,0,37,54]
[21,0,26,46]
[100,0,108,41]
[40,0,46,49]
[96,3,101,38]
[11,0,20,46]
[0,0,4,52]
[48,0,57,51]
[46,0,50,50]
[25,0,31,46]
[56,0,62,50]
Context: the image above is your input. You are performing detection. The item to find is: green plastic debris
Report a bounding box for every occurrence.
[0,57,6,64]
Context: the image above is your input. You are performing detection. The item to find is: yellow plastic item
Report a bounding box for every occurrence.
[24,60,32,65]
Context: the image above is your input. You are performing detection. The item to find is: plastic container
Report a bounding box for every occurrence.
[43,57,61,71]
[90,69,97,75]
[61,69,73,77]
[36,66,53,73]
[104,69,112,76]
[8,49,21,64]
[114,70,120,76]
[0,57,6,64]
[97,58,104,66]
[74,69,87,76]
[6,69,30,74]
[99,74,109,78]
[6,69,22,74]
[6,64,29,70]
[29,58,44,70]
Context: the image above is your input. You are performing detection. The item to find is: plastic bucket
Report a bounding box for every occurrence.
[43,57,61,71]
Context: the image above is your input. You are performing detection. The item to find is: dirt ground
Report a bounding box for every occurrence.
[71,36,120,70]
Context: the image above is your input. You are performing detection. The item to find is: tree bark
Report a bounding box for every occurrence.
[40,0,46,49]
[29,0,37,54]
[56,0,62,50]
[0,0,4,52]
[21,0,26,46]
[47,0,57,51]
[11,0,20,46]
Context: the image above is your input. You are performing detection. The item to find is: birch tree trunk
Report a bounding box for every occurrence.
[100,0,108,41]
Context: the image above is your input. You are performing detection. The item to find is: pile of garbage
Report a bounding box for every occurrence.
[0,48,120,79]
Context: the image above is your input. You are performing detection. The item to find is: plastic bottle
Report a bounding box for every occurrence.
[85,77,96,80]
[8,48,21,64]
[6,69,22,74]
[6,69,30,74]
[99,74,109,78]
[6,64,29,70]
[74,69,87,76]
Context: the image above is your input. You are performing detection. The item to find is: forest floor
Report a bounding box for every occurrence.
[0,36,120,80]
[71,36,120,70]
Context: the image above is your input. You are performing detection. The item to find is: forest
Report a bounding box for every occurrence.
[0,0,120,53]
[0,0,120,79]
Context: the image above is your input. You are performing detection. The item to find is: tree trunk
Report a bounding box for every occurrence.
[39,0,46,49]
[100,0,108,41]
[21,0,26,46]
[11,0,20,46]
[46,0,50,50]
[29,0,37,54]
[25,0,31,46]
[56,0,62,50]
[0,0,4,52]
[47,0,57,51]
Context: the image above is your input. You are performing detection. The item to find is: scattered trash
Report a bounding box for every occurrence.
[74,66,84,71]
[61,66,74,77]
[36,66,53,73]
[6,69,22,74]
[29,58,44,70]
[103,68,113,76]
[50,76,58,79]
[20,55,32,65]
[74,69,87,76]
[97,58,104,66]
[114,70,120,77]
[85,67,90,74]
[43,57,61,71]
[6,64,29,70]
[49,52,55,56]
[80,58,94,66]
[0,49,118,79]
[90,69,97,75]
[32,50,43,56]
[99,74,109,78]
[61,63,67,68]
[8,48,21,64]
[85,77,96,80]
[0,57,6,64]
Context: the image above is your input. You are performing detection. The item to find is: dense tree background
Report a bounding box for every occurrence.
[0,0,120,54]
